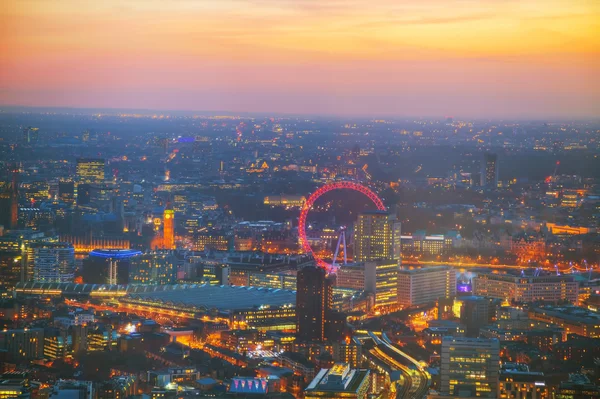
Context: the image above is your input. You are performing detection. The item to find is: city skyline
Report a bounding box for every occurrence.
[1,0,599,119]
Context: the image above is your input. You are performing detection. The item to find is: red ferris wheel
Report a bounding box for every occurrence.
[298,181,386,270]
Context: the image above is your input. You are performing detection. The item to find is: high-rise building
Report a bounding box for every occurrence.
[76,158,105,183]
[441,337,500,398]
[31,242,75,283]
[397,266,456,307]
[163,206,175,250]
[0,328,45,361]
[129,251,176,285]
[481,152,499,189]
[304,363,370,399]
[374,260,398,308]
[354,211,401,262]
[23,127,39,144]
[296,266,333,343]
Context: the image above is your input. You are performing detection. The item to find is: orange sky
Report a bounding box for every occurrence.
[1,0,598,118]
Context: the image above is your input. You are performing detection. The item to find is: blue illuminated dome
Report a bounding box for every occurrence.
[89,249,142,259]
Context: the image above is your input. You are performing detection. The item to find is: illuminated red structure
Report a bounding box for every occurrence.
[298,181,385,269]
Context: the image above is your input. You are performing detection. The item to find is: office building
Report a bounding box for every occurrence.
[354,211,401,262]
[129,251,176,285]
[76,158,105,183]
[441,337,499,398]
[528,306,600,338]
[499,364,547,399]
[96,376,136,399]
[193,230,232,251]
[0,328,44,361]
[44,329,71,360]
[473,273,578,304]
[335,262,376,292]
[481,152,499,189]
[397,266,456,307]
[374,261,398,307]
[458,296,498,337]
[332,339,363,368]
[556,374,600,398]
[30,242,75,283]
[304,363,370,399]
[400,232,456,255]
[296,266,333,342]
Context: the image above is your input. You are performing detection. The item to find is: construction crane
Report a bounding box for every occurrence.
[545,161,560,185]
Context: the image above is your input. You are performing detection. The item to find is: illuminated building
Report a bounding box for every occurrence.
[528,306,600,338]
[397,266,456,307]
[510,234,545,261]
[473,273,578,304]
[221,329,259,352]
[556,374,600,398]
[400,232,454,255]
[193,230,232,251]
[499,365,547,399]
[373,260,398,308]
[147,368,200,388]
[59,235,130,254]
[30,242,75,283]
[335,262,375,292]
[163,206,174,250]
[0,328,44,361]
[88,325,118,351]
[76,158,105,183]
[457,296,498,337]
[82,249,142,285]
[22,126,39,144]
[128,251,176,285]
[96,376,136,399]
[332,339,363,368]
[441,337,500,398]
[44,329,71,360]
[263,195,306,207]
[481,152,499,189]
[560,190,581,208]
[279,352,317,382]
[0,167,19,230]
[58,181,75,205]
[304,363,370,399]
[553,334,600,363]
[51,380,93,399]
[296,266,333,343]
[247,271,297,290]
[0,373,30,399]
[354,211,401,262]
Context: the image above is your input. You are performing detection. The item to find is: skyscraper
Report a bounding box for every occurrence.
[481,152,499,189]
[353,211,401,262]
[441,337,500,398]
[163,205,175,250]
[76,158,105,183]
[296,266,333,343]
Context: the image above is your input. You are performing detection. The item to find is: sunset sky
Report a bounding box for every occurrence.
[1,0,598,118]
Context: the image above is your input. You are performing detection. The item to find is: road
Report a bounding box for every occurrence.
[360,331,430,399]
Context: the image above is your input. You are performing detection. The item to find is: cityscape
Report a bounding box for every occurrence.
[0,0,599,399]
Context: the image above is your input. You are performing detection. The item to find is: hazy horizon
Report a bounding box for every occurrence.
[1,0,598,119]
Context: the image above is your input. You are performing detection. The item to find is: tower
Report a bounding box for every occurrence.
[480,153,499,189]
[296,266,333,343]
[163,204,175,250]
[354,211,401,262]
